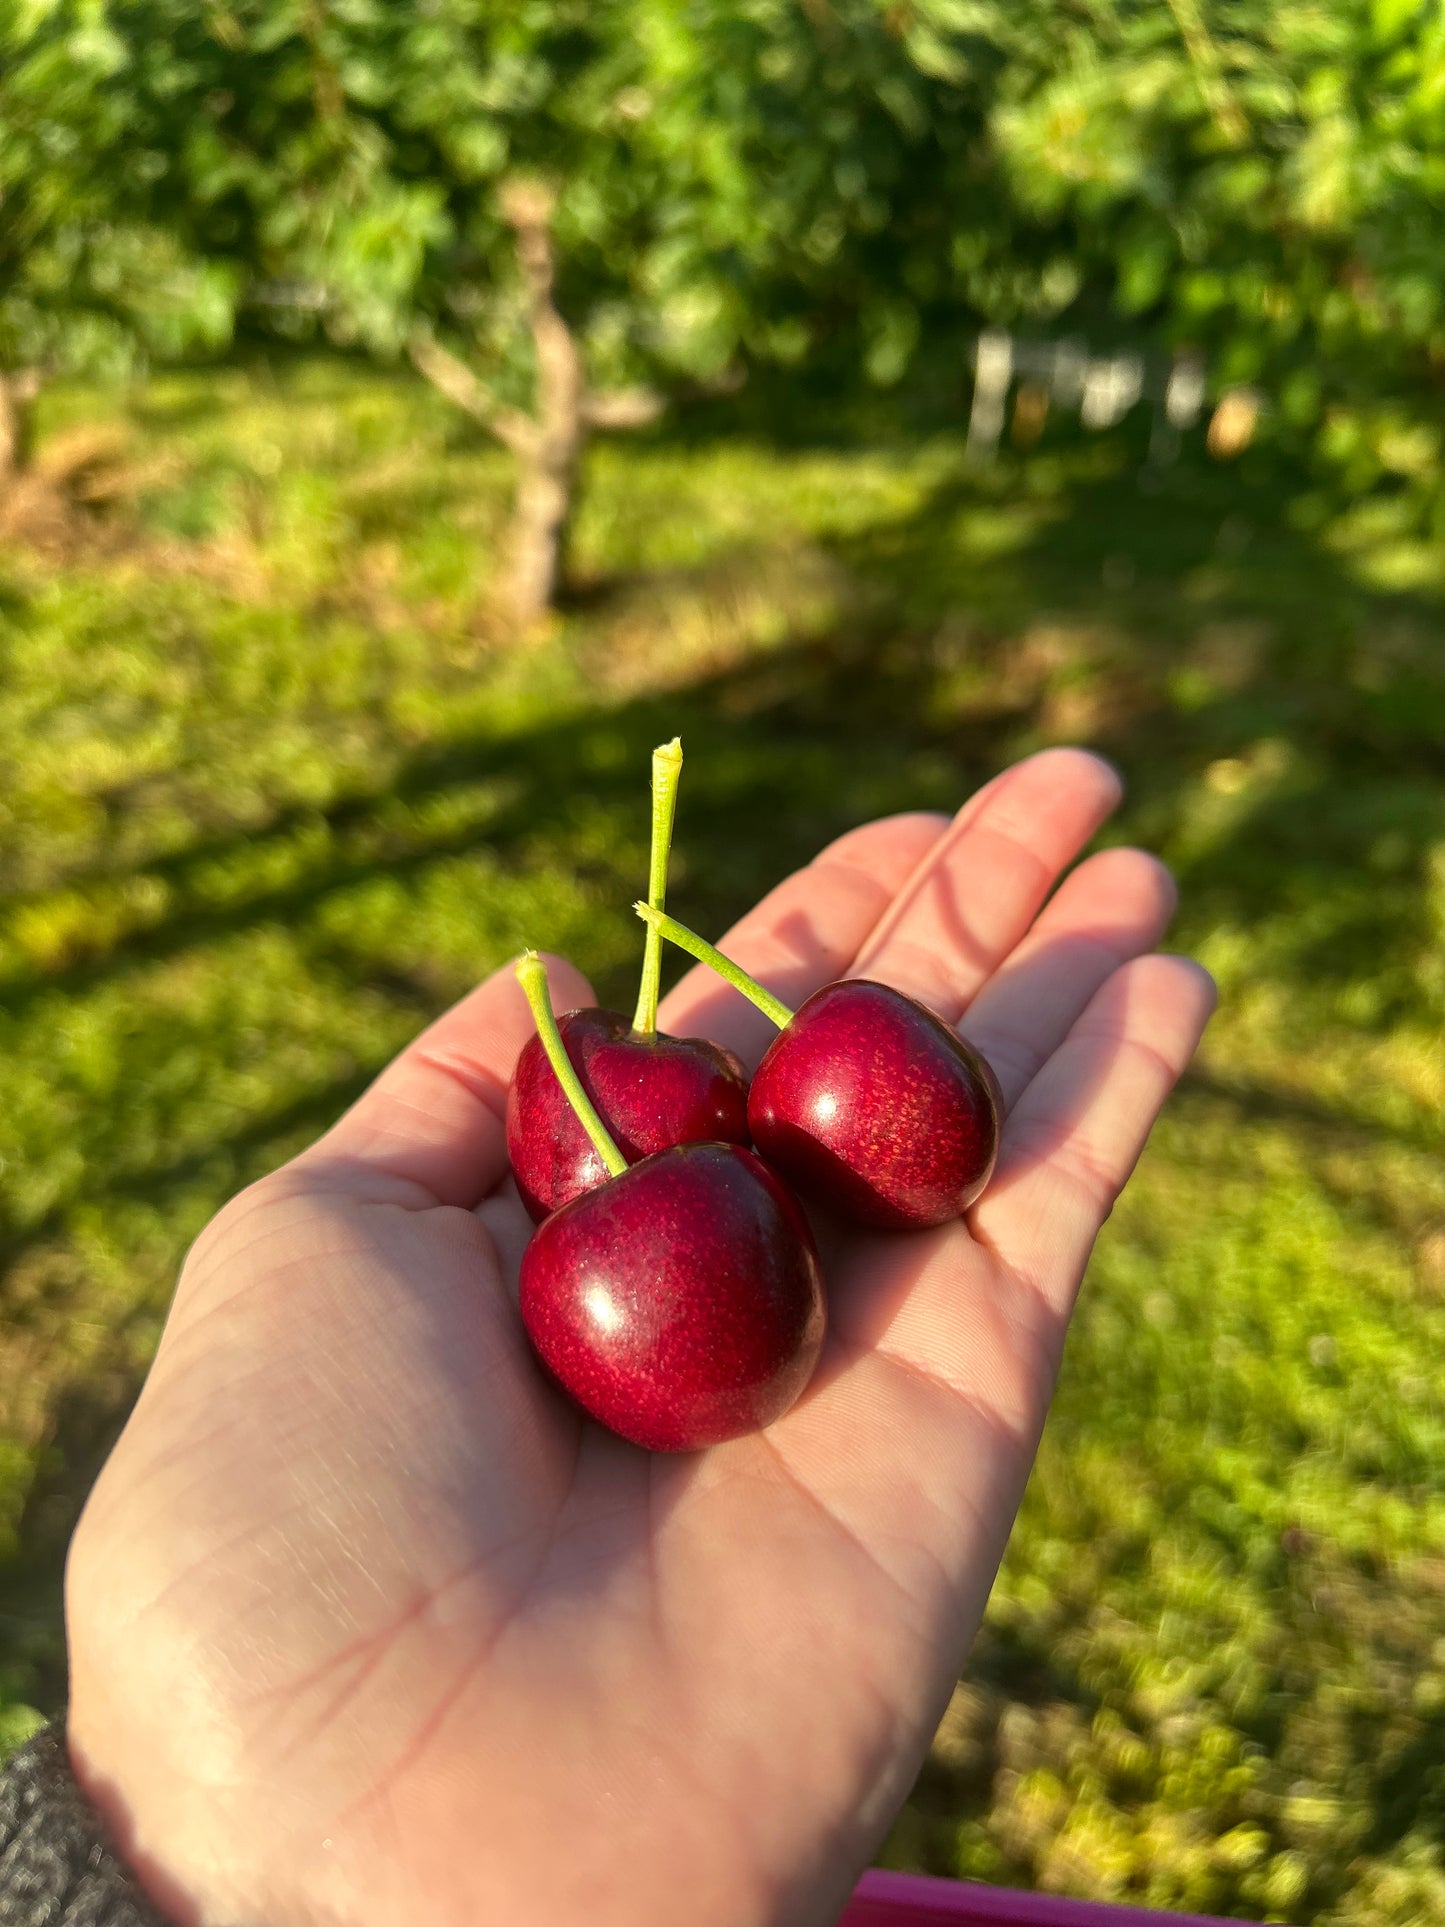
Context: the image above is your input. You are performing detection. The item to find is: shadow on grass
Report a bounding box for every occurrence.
[4,428,1445,1884]
[7,440,1444,1016]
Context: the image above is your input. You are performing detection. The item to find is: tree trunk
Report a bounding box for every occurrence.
[0,373,27,493]
[410,184,669,629]
[498,181,586,630]
[0,370,41,513]
[507,428,581,628]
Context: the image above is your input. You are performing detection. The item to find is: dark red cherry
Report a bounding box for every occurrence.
[519,1142,826,1453]
[747,980,1002,1230]
[507,1008,750,1222]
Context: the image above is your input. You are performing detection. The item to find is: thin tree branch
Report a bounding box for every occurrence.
[498,179,560,306]
[0,367,42,484]
[301,0,345,122]
[582,363,747,433]
[1163,0,1248,145]
[581,387,666,430]
[497,179,584,454]
[490,176,586,624]
[407,330,536,455]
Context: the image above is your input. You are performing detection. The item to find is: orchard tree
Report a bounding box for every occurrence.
[191,0,993,622]
[0,5,239,503]
[973,0,1445,482]
[404,174,670,626]
[11,0,961,608]
[167,0,1040,625]
[336,0,1445,590]
[16,0,1445,593]
[0,0,1142,610]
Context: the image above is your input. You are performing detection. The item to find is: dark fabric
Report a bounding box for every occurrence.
[0,1724,169,1926]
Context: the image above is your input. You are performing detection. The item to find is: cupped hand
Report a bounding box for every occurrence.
[66,749,1214,1927]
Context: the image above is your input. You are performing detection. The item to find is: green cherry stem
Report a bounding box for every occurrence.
[630,736,685,1039]
[515,952,628,1177]
[632,904,795,1032]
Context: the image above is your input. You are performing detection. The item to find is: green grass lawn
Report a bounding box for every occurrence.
[3,359,1444,1920]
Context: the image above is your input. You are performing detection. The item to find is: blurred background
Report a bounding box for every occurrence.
[2,2,1443,1919]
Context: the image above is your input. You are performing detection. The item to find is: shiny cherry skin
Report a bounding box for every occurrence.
[507,1007,750,1222]
[746,980,1003,1231]
[519,1141,826,1453]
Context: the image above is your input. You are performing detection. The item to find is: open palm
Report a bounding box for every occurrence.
[66,749,1213,1927]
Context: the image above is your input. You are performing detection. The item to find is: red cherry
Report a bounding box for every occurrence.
[634,906,1006,1233]
[506,1008,749,1222]
[520,1142,826,1453]
[747,981,1002,1230]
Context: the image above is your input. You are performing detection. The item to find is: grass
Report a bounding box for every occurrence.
[2,356,1444,1917]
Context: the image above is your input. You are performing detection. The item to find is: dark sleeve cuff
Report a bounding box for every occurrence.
[0,1723,170,1926]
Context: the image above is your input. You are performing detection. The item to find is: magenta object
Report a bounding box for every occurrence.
[841,1872,1247,1927]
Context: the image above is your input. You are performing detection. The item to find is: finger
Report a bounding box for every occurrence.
[960,847,1177,1111]
[971,953,1217,1306]
[658,811,950,1065]
[297,951,595,1208]
[475,1182,534,1304]
[849,748,1123,1024]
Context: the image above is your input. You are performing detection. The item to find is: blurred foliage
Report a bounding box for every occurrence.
[0,0,991,396]
[979,0,1445,552]
[0,11,238,387]
[6,1,1445,484]
[1,359,1444,1920]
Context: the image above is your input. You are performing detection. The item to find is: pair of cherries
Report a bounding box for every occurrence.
[507,742,1001,1454]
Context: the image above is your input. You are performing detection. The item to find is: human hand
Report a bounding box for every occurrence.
[66,748,1214,1927]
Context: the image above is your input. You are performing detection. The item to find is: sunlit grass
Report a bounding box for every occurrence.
[2,357,1444,1919]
